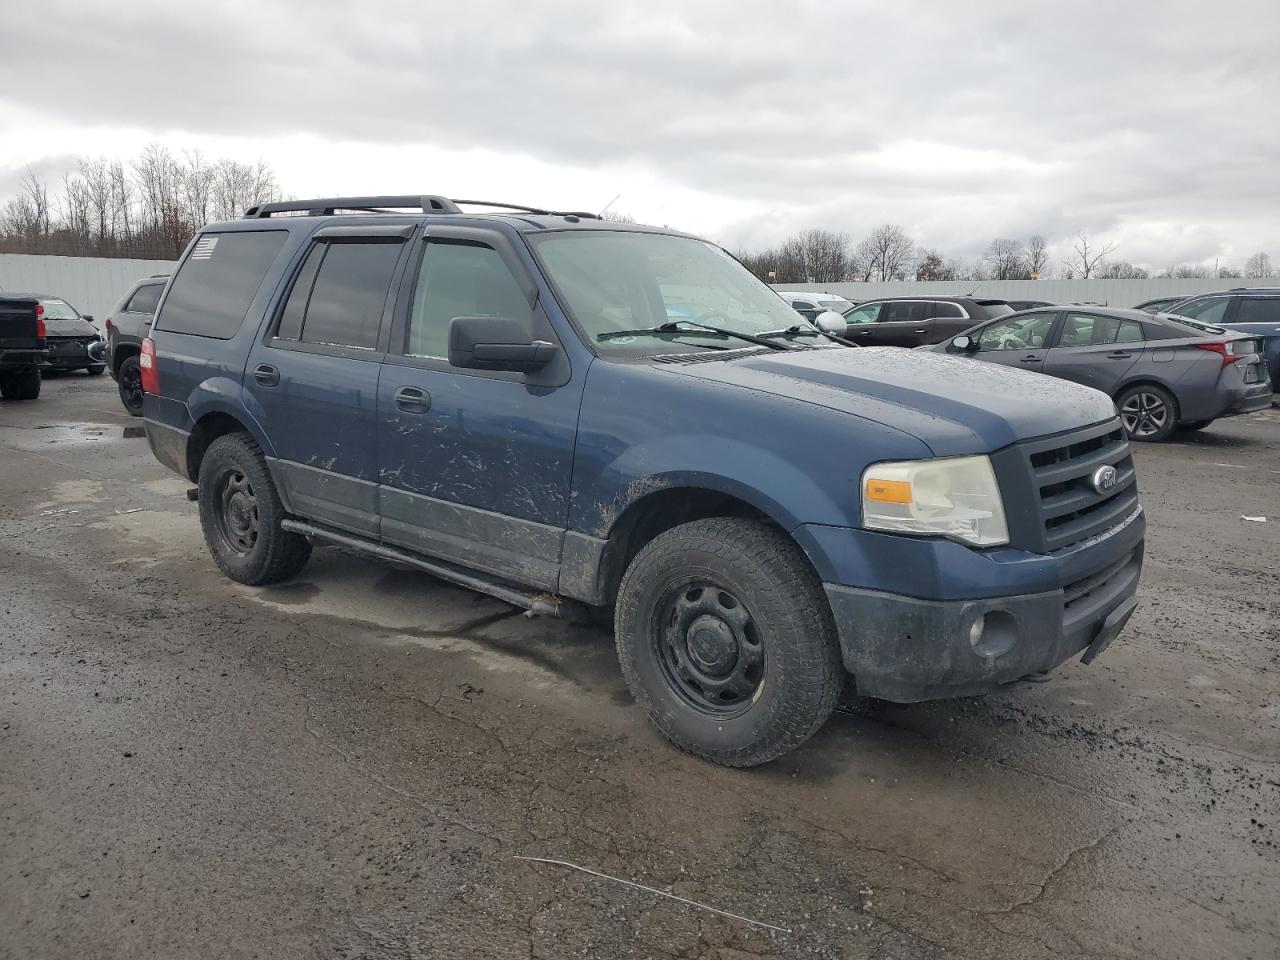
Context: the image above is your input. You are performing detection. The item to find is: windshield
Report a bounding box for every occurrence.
[40,298,81,320]
[529,231,821,355]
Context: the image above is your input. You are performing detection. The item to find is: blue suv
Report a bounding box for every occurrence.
[141,196,1144,766]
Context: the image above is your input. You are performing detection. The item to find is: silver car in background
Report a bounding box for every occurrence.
[928,306,1271,441]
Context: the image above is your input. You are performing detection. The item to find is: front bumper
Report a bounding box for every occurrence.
[823,530,1144,702]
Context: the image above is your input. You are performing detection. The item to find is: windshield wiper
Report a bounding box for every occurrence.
[756,324,860,348]
[598,320,788,350]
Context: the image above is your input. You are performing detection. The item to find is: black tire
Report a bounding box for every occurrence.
[1116,384,1178,442]
[615,517,843,767]
[116,355,144,416]
[1179,419,1213,432]
[86,364,105,376]
[197,432,311,585]
[0,367,41,400]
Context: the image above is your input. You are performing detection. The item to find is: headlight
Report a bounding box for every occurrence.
[861,455,1008,547]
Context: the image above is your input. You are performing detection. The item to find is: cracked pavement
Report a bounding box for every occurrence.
[1,374,1278,959]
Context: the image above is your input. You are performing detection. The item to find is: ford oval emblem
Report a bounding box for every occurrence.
[1091,464,1119,494]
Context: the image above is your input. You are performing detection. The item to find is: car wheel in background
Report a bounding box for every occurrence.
[197,432,312,586]
[1116,384,1177,442]
[1178,420,1213,432]
[614,517,843,767]
[0,368,41,400]
[116,355,144,416]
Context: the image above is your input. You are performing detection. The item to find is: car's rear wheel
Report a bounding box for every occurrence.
[0,368,41,400]
[197,432,311,585]
[614,517,843,767]
[116,355,144,416]
[1179,419,1213,432]
[1117,384,1177,442]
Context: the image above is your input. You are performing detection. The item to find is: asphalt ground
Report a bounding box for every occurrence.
[2,372,1278,959]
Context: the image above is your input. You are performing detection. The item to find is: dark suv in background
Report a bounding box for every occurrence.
[1165,288,1280,391]
[106,275,168,415]
[841,296,1014,346]
[139,195,1144,767]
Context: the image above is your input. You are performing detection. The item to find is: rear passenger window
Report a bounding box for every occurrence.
[1116,321,1145,343]
[407,241,531,359]
[882,301,929,322]
[156,231,287,339]
[1236,299,1280,323]
[125,284,162,315]
[934,302,965,319]
[1059,314,1123,347]
[275,240,403,350]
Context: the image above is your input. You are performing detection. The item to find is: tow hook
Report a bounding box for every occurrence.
[185,487,199,502]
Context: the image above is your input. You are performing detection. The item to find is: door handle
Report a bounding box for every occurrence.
[1019,354,1041,363]
[394,386,431,413]
[913,328,928,334]
[1105,352,1132,359]
[253,363,279,386]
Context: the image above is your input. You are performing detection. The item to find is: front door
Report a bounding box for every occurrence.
[970,311,1061,372]
[871,300,933,346]
[244,225,412,536]
[841,301,882,343]
[1042,312,1145,392]
[376,227,583,590]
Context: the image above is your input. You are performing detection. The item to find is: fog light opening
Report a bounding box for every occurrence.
[970,610,1018,658]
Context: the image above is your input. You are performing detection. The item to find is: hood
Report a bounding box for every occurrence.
[662,346,1116,456]
[44,316,99,338]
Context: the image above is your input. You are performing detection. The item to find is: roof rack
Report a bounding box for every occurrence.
[242,195,600,220]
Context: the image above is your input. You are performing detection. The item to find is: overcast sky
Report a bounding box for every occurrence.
[2,0,1278,269]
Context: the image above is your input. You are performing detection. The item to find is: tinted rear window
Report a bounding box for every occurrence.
[156,231,287,339]
[1236,298,1280,324]
[274,240,403,350]
[125,283,162,315]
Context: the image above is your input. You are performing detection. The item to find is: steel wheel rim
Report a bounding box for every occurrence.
[215,468,259,556]
[120,364,143,409]
[1120,392,1168,437]
[653,580,766,717]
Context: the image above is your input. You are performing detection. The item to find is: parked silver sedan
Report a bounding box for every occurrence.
[926,306,1272,441]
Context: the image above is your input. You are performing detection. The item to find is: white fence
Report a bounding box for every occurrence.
[0,253,177,331]
[773,277,1280,308]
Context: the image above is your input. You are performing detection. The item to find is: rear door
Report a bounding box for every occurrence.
[1042,312,1145,392]
[244,224,413,537]
[970,311,1060,371]
[931,301,974,341]
[870,300,932,346]
[375,225,581,590]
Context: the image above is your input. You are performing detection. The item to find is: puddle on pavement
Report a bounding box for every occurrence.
[1,421,123,450]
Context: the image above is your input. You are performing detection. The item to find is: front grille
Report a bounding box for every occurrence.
[997,418,1139,553]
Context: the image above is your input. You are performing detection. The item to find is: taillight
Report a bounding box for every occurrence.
[34,302,46,339]
[104,316,114,333]
[1193,341,1244,368]
[139,337,160,395]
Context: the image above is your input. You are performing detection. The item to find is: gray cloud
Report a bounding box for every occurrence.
[2,0,1278,266]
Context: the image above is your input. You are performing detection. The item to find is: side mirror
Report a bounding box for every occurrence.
[82,314,95,322]
[951,335,975,351]
[448,316,557,373]
[814,310,847,334]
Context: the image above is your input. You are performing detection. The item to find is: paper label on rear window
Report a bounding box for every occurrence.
[191,236,219,261]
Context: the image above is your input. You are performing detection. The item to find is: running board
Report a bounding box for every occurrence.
[280,519,588,621]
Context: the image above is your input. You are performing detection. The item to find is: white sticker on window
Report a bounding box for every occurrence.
[191,236,219,260]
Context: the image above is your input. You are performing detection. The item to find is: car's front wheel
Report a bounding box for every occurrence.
[614,517,843,767]
[116,355,144,416]
[1117,384,1177,442]
[197,432,311,585]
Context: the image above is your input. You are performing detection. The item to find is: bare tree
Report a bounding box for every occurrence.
[914,249,954,281]
[791,228,851,283]
[1097,261,1149,279]
[1244,252,1274,278]
[985,238,1028,280]
[858,224,914,281]
[1067,231,1117,279]
[1159,263,1213,279]
[599,210,636,223]
[1026,235,1049,278]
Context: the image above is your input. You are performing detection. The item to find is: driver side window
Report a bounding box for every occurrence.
[844,302,881,325]
[976,312,1057,351]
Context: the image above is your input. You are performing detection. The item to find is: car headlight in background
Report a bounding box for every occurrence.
[861,455,1009,547]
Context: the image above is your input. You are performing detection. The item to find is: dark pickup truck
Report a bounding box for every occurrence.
[141,195,1145,767]
[0,296,45,400]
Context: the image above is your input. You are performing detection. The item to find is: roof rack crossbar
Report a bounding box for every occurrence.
[242,196,600,220]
